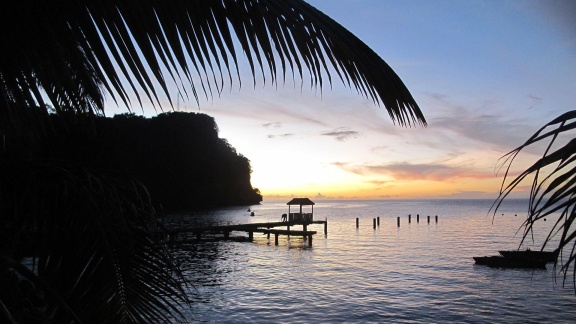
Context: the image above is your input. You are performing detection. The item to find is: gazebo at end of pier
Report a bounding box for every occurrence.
[287,198,315,223]
[164,197,326,246]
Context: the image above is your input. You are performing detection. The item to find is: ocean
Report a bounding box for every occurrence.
[167,199,575,323]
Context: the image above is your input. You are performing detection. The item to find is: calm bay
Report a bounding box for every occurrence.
[168,199,575,323]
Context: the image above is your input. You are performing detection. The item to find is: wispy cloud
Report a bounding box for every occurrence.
[263,122,282,128]
[526,94,542,110]
[333,161,494,181]
[422,93,535,151]
[528,94,542,101]
[321,127,360,141]
[268,133,294,139]
[365,179,396,189]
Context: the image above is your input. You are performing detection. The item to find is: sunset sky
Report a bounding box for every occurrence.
[109,0,576,200]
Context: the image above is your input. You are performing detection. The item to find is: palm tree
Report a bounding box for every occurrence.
[1,0,426,322]
[494,110,576,292]
[1,0,425,126]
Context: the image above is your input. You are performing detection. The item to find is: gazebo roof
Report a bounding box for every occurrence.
[287,198,315,206]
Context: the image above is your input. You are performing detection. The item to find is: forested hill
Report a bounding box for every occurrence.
[46,111,262,210]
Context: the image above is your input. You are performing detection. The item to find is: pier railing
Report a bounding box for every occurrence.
[289,212,313,223]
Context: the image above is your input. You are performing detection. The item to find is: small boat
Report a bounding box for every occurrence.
[473,256,547,269]
[498,249,559,263]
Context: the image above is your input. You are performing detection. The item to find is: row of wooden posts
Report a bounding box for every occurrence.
[356,214,439,229]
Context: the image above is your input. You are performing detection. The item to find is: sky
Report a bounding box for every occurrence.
[109,0,576,201]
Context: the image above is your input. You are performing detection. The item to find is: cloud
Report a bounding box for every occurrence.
[263,122,282,128]
[528,94,542,101]
[427,92,449,101]
[422,96,534,151]
[440,190,498,199]
[333,161,495,181]
[365,179,395,186]
[315,192,337,199]
[268,133,294,139]
[321,127,360,141]
[526,94,543,110]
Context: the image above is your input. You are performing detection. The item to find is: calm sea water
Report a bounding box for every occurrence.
[167,199,575,323]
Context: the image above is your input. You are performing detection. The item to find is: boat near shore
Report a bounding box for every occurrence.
[498,249,559,263]
[473,256,547,269]
[474,248,558,269]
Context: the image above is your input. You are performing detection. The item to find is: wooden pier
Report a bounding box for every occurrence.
[164,198,325,247]
[165,220,327,247]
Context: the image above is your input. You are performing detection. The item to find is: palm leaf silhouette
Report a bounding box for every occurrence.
[1,1,427,322]
[2,159,190,322]
[0,0,425,127]
[494,110,576,292]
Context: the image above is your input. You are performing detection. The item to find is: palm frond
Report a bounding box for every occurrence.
[1,158,190,322]
[0,0,425,127]
[493,110,576,292]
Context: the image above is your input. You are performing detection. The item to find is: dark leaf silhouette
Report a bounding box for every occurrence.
[0,0,425,127]
[0,1,426,322]
[494,110,576,292]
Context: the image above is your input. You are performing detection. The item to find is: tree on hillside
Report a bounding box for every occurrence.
[494,110,576,293]
[0,0,426,322]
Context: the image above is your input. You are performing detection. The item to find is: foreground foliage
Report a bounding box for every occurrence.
[1,0,425,127]
[0,158,190,322]
[494,110,576,292]
[1,0,426,321]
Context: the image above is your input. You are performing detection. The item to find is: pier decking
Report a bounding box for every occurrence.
[165,219,327,246]
[164,198,325,246]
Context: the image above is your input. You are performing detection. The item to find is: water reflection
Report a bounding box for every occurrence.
[170,200,575,322]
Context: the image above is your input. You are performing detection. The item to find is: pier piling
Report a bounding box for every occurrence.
[166,219,324,247]
[435,215,438,223]
[356,218,359,229]
[417,214,420,223]
[427,216,430,224]
[409,214,411,223]
[397,216,400,227]
[373,218,376,229]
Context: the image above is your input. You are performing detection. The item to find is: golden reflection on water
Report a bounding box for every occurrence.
[170,199,574,322]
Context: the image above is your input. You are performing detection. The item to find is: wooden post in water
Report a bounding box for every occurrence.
[417,214,420,223]
[324,218,328,235]
[377,217,380,226]
[397,216,400,227]
[409,214,411,223]
[308,234,313,247]
[435,215,438,223]
[373,218,376,229]
[356,218,359,229]
[274,233,279,245]
[224,231,230,239]
[427,216,430,224]
[248,231,253,241]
